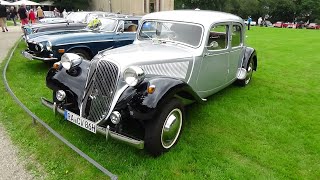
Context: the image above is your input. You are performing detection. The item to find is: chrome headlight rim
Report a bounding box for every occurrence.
[46,41,52,51]
[60,53,83,70]
[36,42,44,52]
[123,66,145,87]
[56,90,66,101]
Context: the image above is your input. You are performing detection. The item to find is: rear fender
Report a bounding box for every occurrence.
[242,47,257,70]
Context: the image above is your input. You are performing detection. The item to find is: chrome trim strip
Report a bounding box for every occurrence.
[41,97,144,149]
[55,39,115,46]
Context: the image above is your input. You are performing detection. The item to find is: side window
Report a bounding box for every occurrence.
[207,25,228,51]
[124,20,138,32]
[231,25,242,47]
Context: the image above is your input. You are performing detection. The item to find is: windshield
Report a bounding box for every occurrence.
[86,18,118,32]
[67,12,89,23]
[138,21,203,47]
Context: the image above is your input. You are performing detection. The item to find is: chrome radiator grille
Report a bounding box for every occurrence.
[28,43,36,51]
[84,60,119,122]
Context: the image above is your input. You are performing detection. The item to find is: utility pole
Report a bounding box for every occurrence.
[109,0,112,12]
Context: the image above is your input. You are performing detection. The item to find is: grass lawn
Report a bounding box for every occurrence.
[7,20,14,26]
[0,27,320,179]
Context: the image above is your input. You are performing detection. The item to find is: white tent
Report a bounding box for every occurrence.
[12,0,40,6]
[0,0,12,6]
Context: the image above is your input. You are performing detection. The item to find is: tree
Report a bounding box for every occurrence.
[175,0,320,22]
[45,0,89,11]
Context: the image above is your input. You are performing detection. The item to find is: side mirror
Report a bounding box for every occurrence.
[206,41,219,49]
[116,28,124,34]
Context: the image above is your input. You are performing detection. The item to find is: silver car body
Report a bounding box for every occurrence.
[96,10,246,100]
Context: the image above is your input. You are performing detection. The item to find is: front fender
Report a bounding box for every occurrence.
[46,60,90,111]
[115,76,202,121]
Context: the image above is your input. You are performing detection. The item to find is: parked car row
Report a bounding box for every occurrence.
[273,21,319,29]
[23,10,258,156]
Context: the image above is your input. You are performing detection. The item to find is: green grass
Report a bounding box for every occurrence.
[0,26,320,179]
[6,20,15,26]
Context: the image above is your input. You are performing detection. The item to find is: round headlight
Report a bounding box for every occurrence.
[110,111,121,124]
[123,66,145,87]
[60,53,82,70]
[46,41,52,51]
[56,90,66,101]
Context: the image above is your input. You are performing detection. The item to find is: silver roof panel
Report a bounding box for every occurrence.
[141,10,244,27]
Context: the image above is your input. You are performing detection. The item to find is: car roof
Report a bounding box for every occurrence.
[141,10,243,27]
[99,16,141,21]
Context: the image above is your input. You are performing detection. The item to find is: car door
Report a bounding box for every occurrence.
[114,20,138,48]
[227,23,244,82]
[196,24,230,95]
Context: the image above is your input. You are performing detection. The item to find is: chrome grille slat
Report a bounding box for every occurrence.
[141,61,189,79]
[84,60,119,123]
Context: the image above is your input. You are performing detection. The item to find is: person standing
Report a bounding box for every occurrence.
[258,17,262,26]
[18,3,29,27]
[29,9,36,24]
[9,6,17,26]
[53,7,60,17]
[0,1,8,32]
[36,6,44,20]
[247,16,252,30]
[62,9,67,19]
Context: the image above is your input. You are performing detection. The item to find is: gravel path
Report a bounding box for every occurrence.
[0,25,34,180]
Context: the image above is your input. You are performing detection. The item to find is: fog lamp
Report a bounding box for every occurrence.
[56,90,66,101]
[110,111,121,124]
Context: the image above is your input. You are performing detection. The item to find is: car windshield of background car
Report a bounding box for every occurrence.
[139,21,203,48]
[97,18,118,32]
[67,12,88,23]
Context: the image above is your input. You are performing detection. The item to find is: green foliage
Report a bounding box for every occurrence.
[50,0,89,11]
[175,0,320,22]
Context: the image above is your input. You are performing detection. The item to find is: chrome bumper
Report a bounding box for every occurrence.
[22,50,58,61]
[41,98,144,149]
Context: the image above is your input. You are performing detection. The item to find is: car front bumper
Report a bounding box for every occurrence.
[40,97,144,149]
[22,50,58,61]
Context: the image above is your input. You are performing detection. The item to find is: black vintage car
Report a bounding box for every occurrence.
[42,10,257,156]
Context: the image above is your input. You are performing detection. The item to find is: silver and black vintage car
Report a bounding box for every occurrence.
[42,10,258,156]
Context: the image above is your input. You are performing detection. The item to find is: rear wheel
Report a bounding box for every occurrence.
[68,49,91,60]
[237,59,254,86]
[145,98,184,156]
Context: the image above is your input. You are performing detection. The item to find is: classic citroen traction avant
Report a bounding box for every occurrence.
[42,10,258,156]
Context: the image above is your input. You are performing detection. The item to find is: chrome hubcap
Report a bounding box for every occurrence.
[161,108,182,149]
[245,62,253,84]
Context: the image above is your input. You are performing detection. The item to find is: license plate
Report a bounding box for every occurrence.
[64,110,96,134]
[22,51,33,60]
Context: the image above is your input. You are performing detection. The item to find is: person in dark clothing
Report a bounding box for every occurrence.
[9,6,17,26]
[247,16,252,30]
[0,1,8,32]
[18,3,28,27]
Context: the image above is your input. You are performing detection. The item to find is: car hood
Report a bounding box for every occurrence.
[29,31,114,44]
[27,29,84,39]
[99,41,195,72]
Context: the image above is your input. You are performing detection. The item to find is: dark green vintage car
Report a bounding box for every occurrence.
[23,16,140,61]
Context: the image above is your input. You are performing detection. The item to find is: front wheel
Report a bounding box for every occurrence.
[68,49,91,60]
[144,98,184,156]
